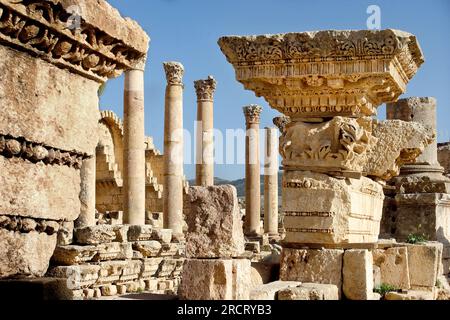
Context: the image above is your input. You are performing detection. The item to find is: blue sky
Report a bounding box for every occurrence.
[101,0,450,180]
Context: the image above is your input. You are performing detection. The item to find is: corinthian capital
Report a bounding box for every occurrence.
[194,76,217,101]
[273,116,291,134]
[163,61,184,85]
[243,104,263,124]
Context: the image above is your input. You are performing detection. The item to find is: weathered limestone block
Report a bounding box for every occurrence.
[128,225,153,241]
[0,229,57,278]
[405,242,442,290]
[113,225,129,243]
[57,221,74,246]
[0,158,82,221]
[364,120,434,180]
[95,242,133,261]
[283,171,384,245]
[178,259,251,300]
[250,281,301,300]
[184,185,245,258]
[280,248,343,295]
[385,290,435,300]
[52,245,99,265]
[47,265,100,290]
[151,228,173,244]
[160,243,179,257]
[96,261,128,284]
[343,249,373,300]
[141,258,164,280]
[101,285,118,297]
[74,225,116,245]
[373,247,410,290]
[119,260,142,283]
[156,259,178,278]
[385,193,450,245]
[277,283,339,300]
[133,241,162,258]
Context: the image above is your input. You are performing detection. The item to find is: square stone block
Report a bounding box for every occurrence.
[373,247,410,290]
[178,259,251,300]
[282,171,384,246]
[184,185,245,258]
[74,225,116,245]
[404,242,442,290]
[343,249,373,300]
[280,248,343,296]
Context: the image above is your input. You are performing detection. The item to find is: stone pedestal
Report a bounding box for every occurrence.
[383,97,450,274]
[243,105,262,237]
[0,0,149,278]
[163,62,185,240]
[264,127,279,238]
[123,69,146,225]
[194,76,216,187]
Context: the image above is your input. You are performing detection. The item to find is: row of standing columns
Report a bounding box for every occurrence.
[243,105,279,238]
[77,63,279,240]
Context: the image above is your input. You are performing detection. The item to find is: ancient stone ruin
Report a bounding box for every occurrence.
[0,0,449,301]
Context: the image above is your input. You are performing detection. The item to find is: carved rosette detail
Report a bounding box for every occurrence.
[194,75,217,101]
[0,214,61,235]
[0,0,148,82]
[0,134,89,169]
[243,104,262,124]
[163,61,184,85]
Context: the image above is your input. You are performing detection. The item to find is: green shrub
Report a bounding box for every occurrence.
[374,283,399,297]
[406,233,428,244]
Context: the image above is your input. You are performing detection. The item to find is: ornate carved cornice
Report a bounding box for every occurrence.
[243,104,262,124]
[0,134,89,168]
[163,61,184,85]
[0,0,149,82]
[218,30,424,119]
[194,75,217,101]
[0,214,60,234]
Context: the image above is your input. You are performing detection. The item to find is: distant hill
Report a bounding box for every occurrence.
[189,173,282,197]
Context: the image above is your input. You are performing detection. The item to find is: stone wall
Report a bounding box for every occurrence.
[0,0,149,279]
[48,225,183,299]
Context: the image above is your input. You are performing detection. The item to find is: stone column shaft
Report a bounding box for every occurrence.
[264,127,279,237]
[195,76,217,186]
[387,97,443,174]
[163,62,185,239]
[243,105,262,237]
[77,155,96,227]
[123,69,146,225]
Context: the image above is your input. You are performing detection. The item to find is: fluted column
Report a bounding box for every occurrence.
[243,104,262,237]
[77,155,96,227]
[123,69,146,225]
[194,76,217,186]
[264,127,279,238]
[163,62,185,240]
